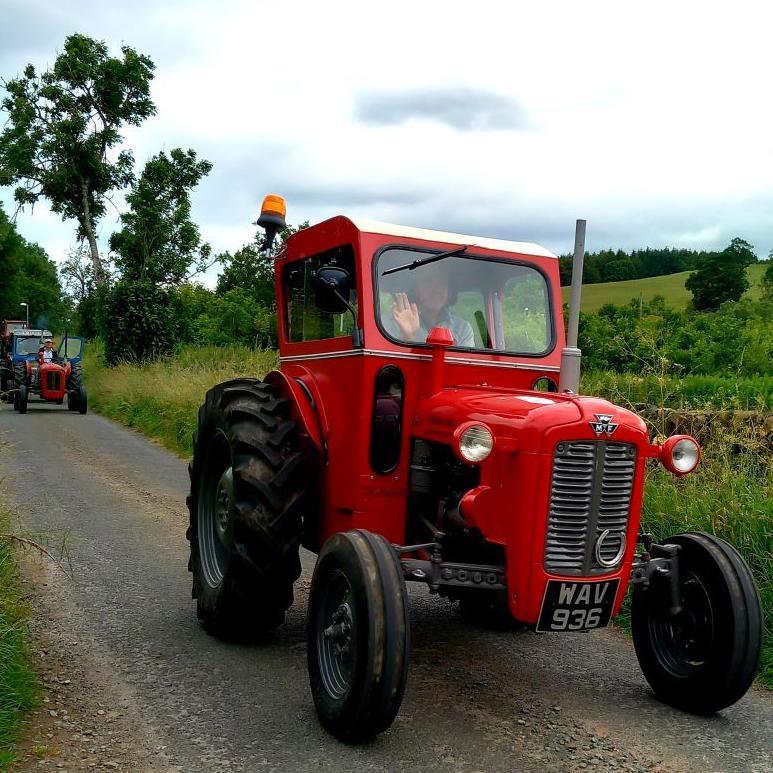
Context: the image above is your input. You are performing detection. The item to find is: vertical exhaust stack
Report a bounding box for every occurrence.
[559,219,586,394]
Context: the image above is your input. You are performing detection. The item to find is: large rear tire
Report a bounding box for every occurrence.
[187,378,306,638]
[307,530,411,741]
[631,532,761,714]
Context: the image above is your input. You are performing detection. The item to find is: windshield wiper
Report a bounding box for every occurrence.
[382,245,469,276]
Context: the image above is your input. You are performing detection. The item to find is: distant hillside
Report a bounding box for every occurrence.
[563,263,767,312]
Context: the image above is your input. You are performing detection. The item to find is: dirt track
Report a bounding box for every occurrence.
[2,401,771,772]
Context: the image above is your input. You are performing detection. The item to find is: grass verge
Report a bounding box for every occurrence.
[85,344,772,687]
[85,344,278,456]
[0,509,39,768]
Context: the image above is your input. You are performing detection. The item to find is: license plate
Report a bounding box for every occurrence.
[536,579,619,632]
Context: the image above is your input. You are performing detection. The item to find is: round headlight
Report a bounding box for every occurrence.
[455,423,494,463]
[659,435,701,476]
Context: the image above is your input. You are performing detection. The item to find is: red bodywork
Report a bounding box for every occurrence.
[270,216,656,625]
[29,356,71,401]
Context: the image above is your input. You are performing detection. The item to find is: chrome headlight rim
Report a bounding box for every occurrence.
[453,421,494,464]
[660,434,701,476]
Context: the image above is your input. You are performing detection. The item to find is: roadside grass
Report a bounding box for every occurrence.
[85,344,772,687]
[562,263,766,312]
[0,507,39,768]
[84,344,278,456]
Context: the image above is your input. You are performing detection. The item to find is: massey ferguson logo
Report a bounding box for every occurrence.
[590,413,619,437]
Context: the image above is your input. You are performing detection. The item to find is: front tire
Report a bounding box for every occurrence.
[77,385,87,414]
[17,383,27,414]
[631,532,761,714]
[187,378,306,638]
[308,530,411,741]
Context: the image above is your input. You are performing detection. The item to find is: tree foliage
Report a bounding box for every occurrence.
[109,148,212,285]
[686,237,756,311]
[0,34,156,283]
[101,280,183,365]
[578,294,771,377]
[0,203,66,329]
[558,243,758,287]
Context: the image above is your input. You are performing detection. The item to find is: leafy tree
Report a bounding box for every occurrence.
[0,34,156,284]
[686,237,756,311]
[0,203,66,329]
[216,244,274,306]
[109,148,212,285]
[101,280,183,365]
[216,220,308,304]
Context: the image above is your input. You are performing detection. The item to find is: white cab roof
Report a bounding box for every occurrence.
[349,217,557,259]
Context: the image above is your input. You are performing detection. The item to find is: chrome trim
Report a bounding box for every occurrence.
[594,529,627,568]
[280,348,561,372]
[545,441,636,576]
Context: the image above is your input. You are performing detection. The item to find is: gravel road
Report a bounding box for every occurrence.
[1,401,771,772]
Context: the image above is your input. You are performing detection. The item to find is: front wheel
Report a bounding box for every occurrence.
[77,385,87,414]
[307,530,410,741]
[631,532,761,714]
[16,384,28,414]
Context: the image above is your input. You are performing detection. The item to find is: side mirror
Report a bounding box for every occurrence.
[313,266,352,315]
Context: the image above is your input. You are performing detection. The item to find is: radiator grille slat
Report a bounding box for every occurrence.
[545,441,636,575]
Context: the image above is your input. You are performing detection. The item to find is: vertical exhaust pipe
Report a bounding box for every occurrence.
[559,219,586,394]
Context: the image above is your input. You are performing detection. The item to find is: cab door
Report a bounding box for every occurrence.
[61,336,85,365]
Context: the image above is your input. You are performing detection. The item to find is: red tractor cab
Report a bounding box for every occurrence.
[186,197,761,741]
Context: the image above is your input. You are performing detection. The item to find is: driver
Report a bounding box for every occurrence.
[39,338,58,363]
[389,264,474,347]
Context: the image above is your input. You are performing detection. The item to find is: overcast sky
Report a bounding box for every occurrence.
[2,0,772,283]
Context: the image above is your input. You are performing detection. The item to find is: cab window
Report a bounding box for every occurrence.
[284,245,357,343]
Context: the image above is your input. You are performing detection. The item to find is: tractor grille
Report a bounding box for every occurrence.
[46,371,61,391]
[544,441,637,575]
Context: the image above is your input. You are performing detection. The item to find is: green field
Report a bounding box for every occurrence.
[563,263,766,312]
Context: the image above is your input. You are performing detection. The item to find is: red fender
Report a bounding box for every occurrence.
[265,369,326,456]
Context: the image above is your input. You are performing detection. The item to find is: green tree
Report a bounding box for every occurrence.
[104,149,212,363]
[109,148,212,285]
[685,237,756,311]
[0,203,65,329]
[216,220,308,303]
[0,34,156,284]
[216,244,274,305]
[101,280,183,365]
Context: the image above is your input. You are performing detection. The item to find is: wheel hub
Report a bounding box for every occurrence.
[324,603,353,657]
[198,449,235,589]
[215,467,234,544]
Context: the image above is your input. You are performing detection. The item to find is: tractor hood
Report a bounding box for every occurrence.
[413,386,650,455]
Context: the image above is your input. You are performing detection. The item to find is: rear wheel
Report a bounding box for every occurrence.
[631,532,761,714]
[307,530,411,741]
[187,378,306,638]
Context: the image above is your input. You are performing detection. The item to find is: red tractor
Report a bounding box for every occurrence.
[8,333,87,415]
[187,196,761,741]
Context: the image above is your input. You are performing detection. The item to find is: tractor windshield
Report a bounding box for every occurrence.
[14,336,41,355]
[376,248,553,355]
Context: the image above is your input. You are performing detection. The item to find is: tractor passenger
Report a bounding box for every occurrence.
[389,265,474,347]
